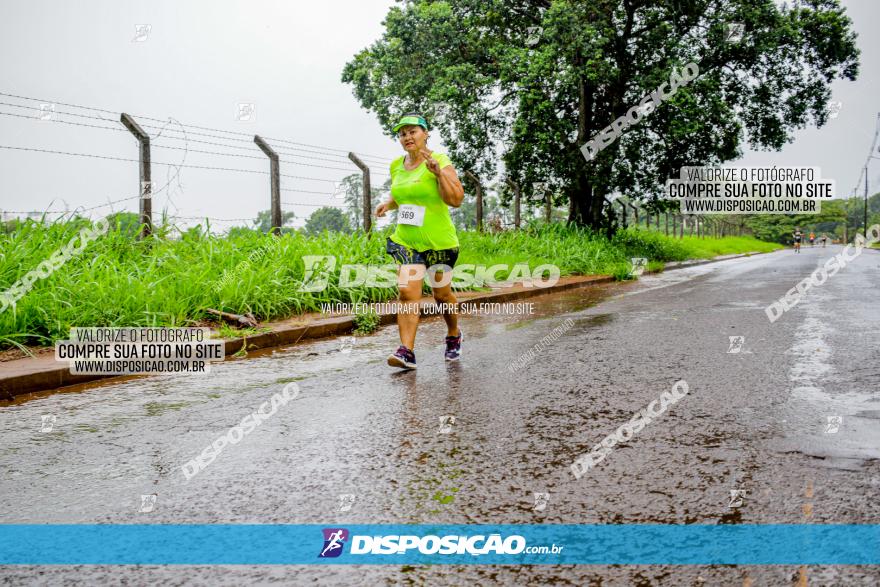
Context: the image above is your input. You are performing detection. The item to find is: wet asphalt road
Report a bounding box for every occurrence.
[1,245,879,585]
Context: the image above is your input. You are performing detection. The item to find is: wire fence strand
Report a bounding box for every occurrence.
[0,92,397,229]
[0,90,394,163]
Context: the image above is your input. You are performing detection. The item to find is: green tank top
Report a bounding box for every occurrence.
[389,152,459,252]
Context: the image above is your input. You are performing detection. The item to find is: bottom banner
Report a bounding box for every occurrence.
[0,524,877,565]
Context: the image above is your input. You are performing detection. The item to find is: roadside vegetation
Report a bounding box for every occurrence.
[0,218,779,351]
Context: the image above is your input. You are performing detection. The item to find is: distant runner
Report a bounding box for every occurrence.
[375,113,465,370]
[821,233,828,247]
[809,231,816,246]
[793,228,802,253]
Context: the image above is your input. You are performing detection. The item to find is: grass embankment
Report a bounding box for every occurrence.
[0,221,780,350]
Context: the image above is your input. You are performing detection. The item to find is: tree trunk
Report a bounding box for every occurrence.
[568,180,592,226]
[568,52,606,230]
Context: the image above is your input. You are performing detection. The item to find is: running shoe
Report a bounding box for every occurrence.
[388,345,417,369]
[444,331,462,361]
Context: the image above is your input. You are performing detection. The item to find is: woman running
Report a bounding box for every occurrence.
[375,113,465,370]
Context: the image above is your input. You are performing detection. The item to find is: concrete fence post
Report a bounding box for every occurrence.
[120,113,151,239]
[348,152,372,233]
[254,135,281,234]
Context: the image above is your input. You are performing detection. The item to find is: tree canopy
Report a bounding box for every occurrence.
[251,209,296,234]
[342,0,860,230]
[337,173,392,229]
[304,206,352,235]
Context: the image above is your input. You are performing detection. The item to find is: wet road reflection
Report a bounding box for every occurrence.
[1,247,878,584]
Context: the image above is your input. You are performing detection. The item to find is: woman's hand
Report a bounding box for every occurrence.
[375,199,396,217]
[417,148,464,208]
[420,148,442,176]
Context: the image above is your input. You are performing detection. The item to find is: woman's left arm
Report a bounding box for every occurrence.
[422,151,464,207]
[435,165,465,208]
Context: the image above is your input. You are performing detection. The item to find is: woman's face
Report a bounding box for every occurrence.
[397,125,428,153]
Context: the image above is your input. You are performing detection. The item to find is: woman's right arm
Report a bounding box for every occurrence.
[375,196,398,217]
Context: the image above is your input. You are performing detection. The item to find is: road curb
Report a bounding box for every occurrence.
[0,250,768,400]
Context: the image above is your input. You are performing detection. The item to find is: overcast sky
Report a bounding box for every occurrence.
[0,0,877,230]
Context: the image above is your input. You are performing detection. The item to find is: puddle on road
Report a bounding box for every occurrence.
[0,276,644,524]
[2,250,879,586]
[778,286,880,467]
[2,278,633,407]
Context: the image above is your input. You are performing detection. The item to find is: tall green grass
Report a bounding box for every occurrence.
[0,221,780,349]
[611,228,781,260]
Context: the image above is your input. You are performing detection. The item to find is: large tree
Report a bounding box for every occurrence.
[342,0,859,230]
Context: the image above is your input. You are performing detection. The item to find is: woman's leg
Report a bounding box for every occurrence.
[397,264,424,349]
[431,276,459,337]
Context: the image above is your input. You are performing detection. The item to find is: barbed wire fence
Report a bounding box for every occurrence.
[0,90,751,240]
[0,91,394,237]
